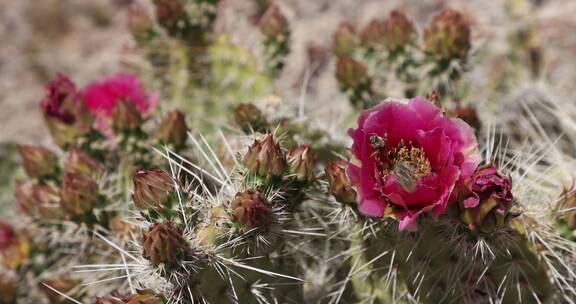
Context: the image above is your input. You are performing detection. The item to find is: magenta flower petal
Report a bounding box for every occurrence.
[347,97,480,230]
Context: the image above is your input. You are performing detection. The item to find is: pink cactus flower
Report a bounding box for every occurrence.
[81,73,158,135]
[462,164,513,209]
[347,96,480,230]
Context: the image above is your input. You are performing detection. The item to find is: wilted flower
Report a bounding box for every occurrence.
[155,111,188,149]
[287,144,317,183]
[0,221,16,251]
[259,4,288,38]
[424,9,471,60]
[40,277,79,304]
[15,181,61,219]
[348,97,480,230]
[233,103,268,133]
[335,56,369,89]
[66,146,103,179]
[41,74,93,146]
[383,10,417,51]
[18,145,58,179]
[231,189,274,232]
[243,134,286,179]
[360,19,385,48]
[333,22,358,56]
[459,164,513,232]
[0,223,30,269]
[132,168,174,210]
[142,222,188,266]
[82,73,157,134]
[325,159,357,205]
[60,172,99,218]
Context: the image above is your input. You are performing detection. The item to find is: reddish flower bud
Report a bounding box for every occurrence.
[122,290,166,304]
[287,144,317,183]
[0,221,16,252]
[132,168,174,210]
[66,146,103,179]
[0,275,17,304]
[155,111,188,150]
[233,103,268,133]
[335,56,369,89]
[360,19,385,48]
[383,10,417,50]
[460,164,513,232]
[424,9,471,60]
[142,222,188,266]
[153,0,185,31]
[243,135,287,179]
[112,100,143,131]
[15,181,61,219]
[333,22,358,56]
[60,172,99,218]
[259,4,288,38]
[449,106,481,132]
[40,277,79,304]
[231,189,274,232]
[325,160,357,205]
[18,145,58,179]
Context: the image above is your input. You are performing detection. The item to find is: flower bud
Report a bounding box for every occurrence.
[424,9,471,60]
[122,290,166,304]
[325,160,357,205]
[259,4,288,38]
[333,22,358,56]
[153,0,185,31]
[231,189,274,232]
[233,103,268,133]
[460,164,513,233]
[40,277,79,304]
[0,275,17,304]
[287,144,317,183]
[15,181,61,219]
[132,168,174,210]
[142,222,188,266]
[155,111,188,150]
[18,145,58,179]
[336,56,369,89]
[66,146,103,179]
[60,172,99,218]
[360,19,385,48]
[242,135,286,179]
[112,100,142,131]
[383,10,417,51]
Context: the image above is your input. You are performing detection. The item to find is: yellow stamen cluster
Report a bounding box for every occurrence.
[393,143,431,179]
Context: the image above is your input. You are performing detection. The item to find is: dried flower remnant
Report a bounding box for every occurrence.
[348,97,479,230]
